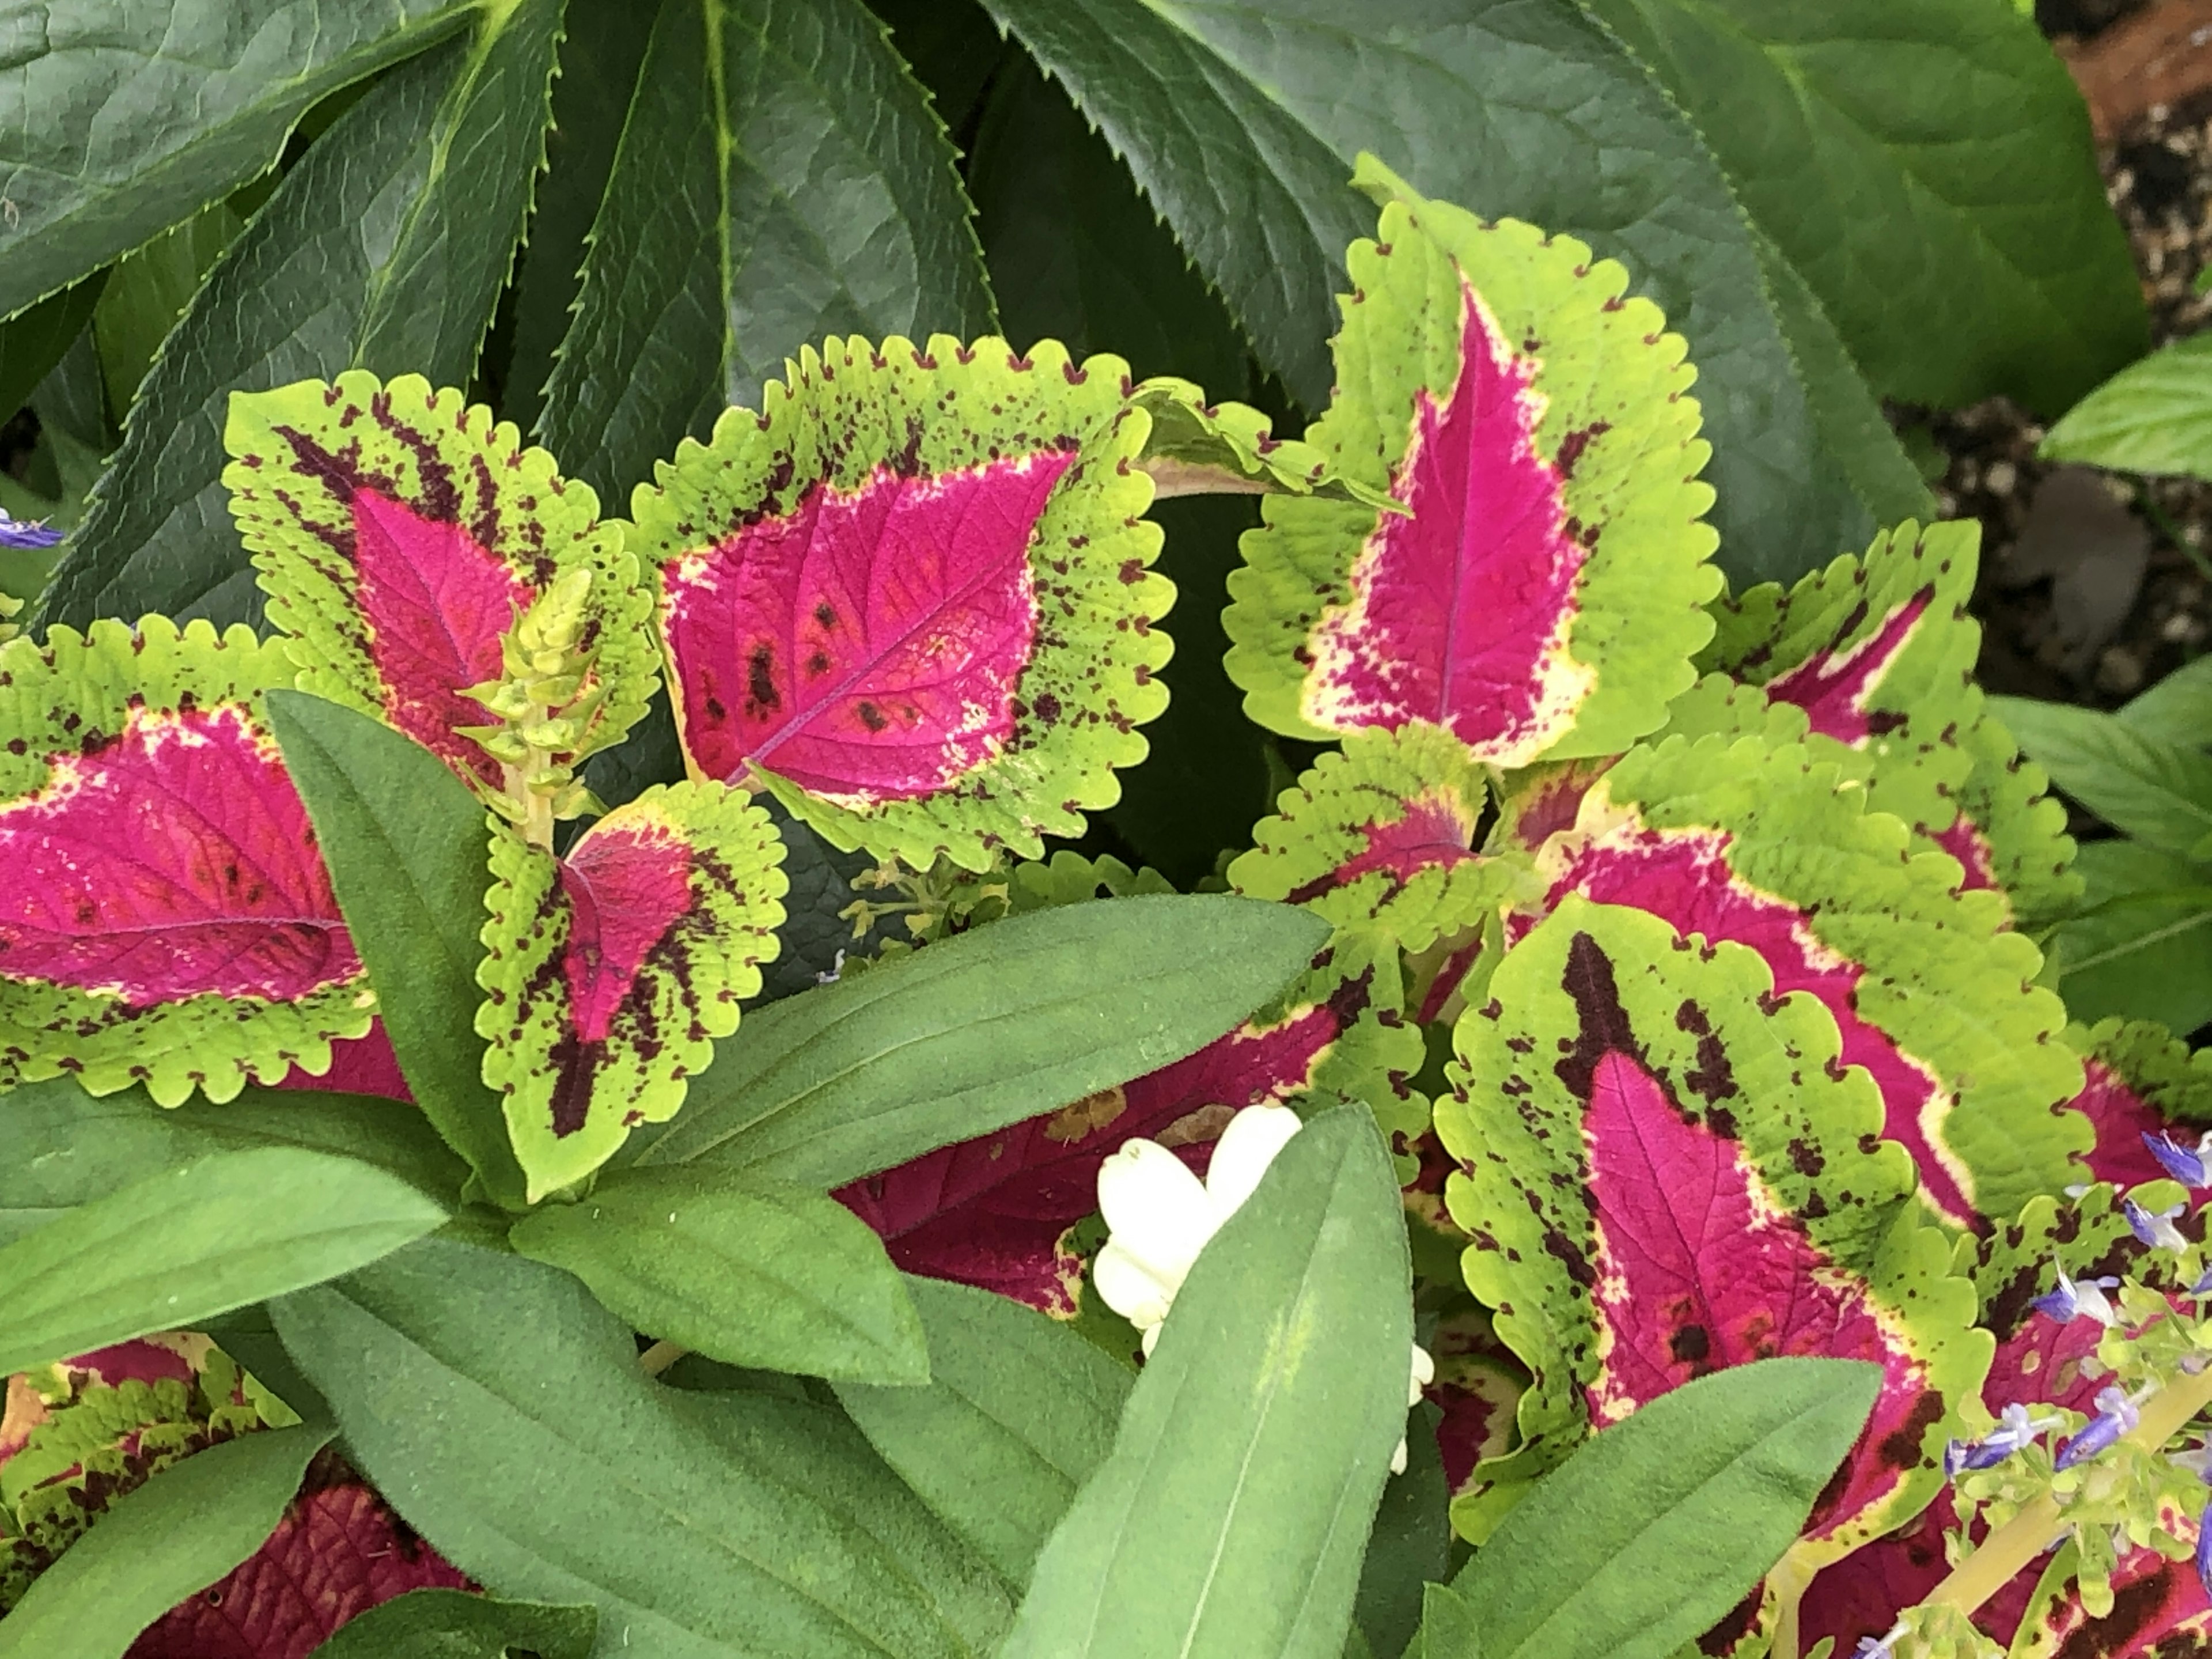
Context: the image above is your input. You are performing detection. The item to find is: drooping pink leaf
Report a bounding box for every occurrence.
[556,819,695,1044]
[275,1021,412,1102]
[0,703,359,1006]
[662,452,1069,803]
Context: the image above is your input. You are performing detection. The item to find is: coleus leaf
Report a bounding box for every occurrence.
[0,620,373,1104]
[1435,896,1986,1585]
[221,372,658,794]
[476,781,786,1199]
[1224,162,1721,768]
[1127,378,1392,508]
[636,332,1166,872]
[2061,1017,2212,1192]
[1528,725,2085,1229]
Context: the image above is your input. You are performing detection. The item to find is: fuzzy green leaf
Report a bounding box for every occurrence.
[999,1107,1411,1659]
[509,1164,926,1384]
[2042,332,2212,478]
[309,1589,598,1659]
[835,1275,1135,1586]
[272,1235,1016,1657]
[538,0,995,509]
[40,2,564,632]
[0,1146,443,1374]
[0,1422,331,1659]
[477,782,786,1199]
[626,894,1331,1187]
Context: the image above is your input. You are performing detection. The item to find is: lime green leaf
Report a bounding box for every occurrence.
[309,1589,597,1659]
[835,1275,1135,1585]
[626,895,1331,1187]
[0,1145,442,1374]
[2050,841,2212,1039]
[476,782,786,1198]
[2043,332,2212,478]
[2116,653,2212,747]
[1440,1359,1880,1659]
[538,0,995,508]
[272,1236,1016,1656]
[1130,377,1394,508]
[0,1422,331,1659]
[1993,695,2212,859]
[509,1164,927,1384]
[267,690,527,1208]
[1000,1107,1410,1659]
[41,1,565,632]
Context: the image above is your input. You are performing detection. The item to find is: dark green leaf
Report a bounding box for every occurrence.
[2053,841,2212,1037]
[273,1236,1016,1658]
[0,1145,444,1374]
[1000,1107,1411,1659]
[2043,332,2212,479]
[0,275,106,423]
[748,799,892,1004]
[868,0,1007,141]
[0,0,479,320]
[539,0,997,507]
[1437,1359,1880,1659]
[1991,696,2212,857]
[2120,656,2212,749]
[836,1275,1134,1584]
[978,0,1906,585]
[90,199,248,421]
[510,1164,929,1384]
[308,1588,597,1659]
[626,894,1330,1186]
[0,1423,332,1659]
[39,0,563,631]
[1584,0,2145,414]
[267,691,528,1209]
[1354,1402,1451,1659]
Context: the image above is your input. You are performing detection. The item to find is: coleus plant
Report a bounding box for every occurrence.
[0,161,2199,1659]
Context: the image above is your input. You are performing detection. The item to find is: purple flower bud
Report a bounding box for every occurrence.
[1944,1403,2061,1480]
[0,510,59,551]
[2032,1267,2122,1327]
[2055,1386,2141,1471]
[1854,1624,1906,1659]
[2191,1268,2212,1300]
[2145,1131,2212,1189]
[2125,1196,2191,1253]
[2198,1498,2212,1608]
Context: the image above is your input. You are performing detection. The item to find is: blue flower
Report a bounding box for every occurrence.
[2198,1498,2212,1606]
[2145,1130,2212,1189]
[0,509,59,551]
[1944,1402,2065,1478]
[2032,1267,2122,1327]
[1854,1622,1907,1659]
[2126,1196,2191,1253]
[2055,1385,2141,1471]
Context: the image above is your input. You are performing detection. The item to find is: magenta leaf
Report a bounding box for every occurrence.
[2064,1018,2212,1193]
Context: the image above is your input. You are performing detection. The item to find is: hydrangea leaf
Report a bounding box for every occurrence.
[1128,377,1393,508]
[1437,897,1986,1580]
[1531,727,2086,1229]
[1229,722,1530,955]
[1224,169,1721,768]
[1702,520,2080,926]
[637,333,1168,872]
[0,620,374,1104]
[222,372,658,793]
[476,782,787,1200]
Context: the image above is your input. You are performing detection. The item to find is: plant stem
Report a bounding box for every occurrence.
[1923,1363,2212,1618]
[639,1340,685,1377]
[502,763,555,850]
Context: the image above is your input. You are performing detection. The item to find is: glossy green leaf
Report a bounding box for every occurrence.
[39,0,563,631]
[836,1275,1134,1585]
[1584,0,2145,414]
[999,1106,1411,1659]
[0,1422,331,1659]
[1434,1359,1879,1659]
[977,0,1910,585]
[1991,695,2212,858]
[309,1588,598,1659]
[2043,331,2212,479]
[0,1145,444,1375]
[626,895,1331,1186]
[0,275,106,423]
[2053,841,2212,1038]
[539,0,995,508]
[510,1165,928,1384]
[272,1236,1016,1658]
[0,0,479,321]
[2120,655,2212,749]
[266,691,528,1209]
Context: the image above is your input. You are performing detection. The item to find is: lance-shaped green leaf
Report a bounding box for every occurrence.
[0,1422,331,1659]
[1225,172,1720,769]
[41,1,565,633]
[509,1164,926,1384]
[0,1146,444,1374]
[478,781,786,1198]
[272,1234,1017,1657]
[0,620,376,1104]
[1435,898,1985,1583]
[538,0,995,507]
[1531,726,2086,1229]
[224,372,657,792]
[2042,326,2212,479]
[0,0,479,321]
[637,333,1166,870]
[999,1107,1411,1659]
[1230,721,1529,955]
[310,1589,599,1659]
[1128,378,1393,507]
[1992,694,2212,862]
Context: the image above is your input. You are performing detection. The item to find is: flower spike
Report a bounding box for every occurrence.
[2144,1130,2212,1188]
[1942,1402,2065,1479]
[0,509,61,550]
[2032,1266,2122,1327]
[2054,1385,2143,1470]
[2124,1195,2191,1253]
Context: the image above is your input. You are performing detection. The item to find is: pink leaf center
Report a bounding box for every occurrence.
[1289,790,1479,906]
[1762,590,1931,748]
[557,822,695,1047]
[0,706,359,1005]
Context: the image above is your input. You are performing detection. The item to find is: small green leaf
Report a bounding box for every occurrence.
[1992,695,2212,858]
[2042,332,2212,479]
[999,1106,1412,1659]
[835,1275,1134,1585]
[627,894,1330,1187]
[2052,840,2212,1038]
[307,1588,598,1659]
[0,1422,331,1659]
[1444,1359,1879,1659]
[0,1145,445,1374]
[510,1165,927,1384]
[267,690,527,1209]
